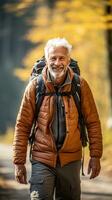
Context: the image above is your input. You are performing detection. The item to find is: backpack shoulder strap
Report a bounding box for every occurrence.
[71,73,81,115]
[71,74,88,147]
[29,75,45,146]
[35,74,45,119]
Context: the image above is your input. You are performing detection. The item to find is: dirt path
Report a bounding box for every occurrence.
[0,144,112,200]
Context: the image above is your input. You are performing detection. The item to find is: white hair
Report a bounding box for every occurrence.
[44,38,72,60]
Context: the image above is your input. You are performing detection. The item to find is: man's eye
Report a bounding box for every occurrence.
[60,57,64,60]
[50,58,55,61]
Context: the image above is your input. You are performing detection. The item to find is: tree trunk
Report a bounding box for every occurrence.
[105,4,112,112]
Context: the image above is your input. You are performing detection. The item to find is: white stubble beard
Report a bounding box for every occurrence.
[48,65,68,81]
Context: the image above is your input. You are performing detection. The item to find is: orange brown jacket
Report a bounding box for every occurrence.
[13,67,103,167]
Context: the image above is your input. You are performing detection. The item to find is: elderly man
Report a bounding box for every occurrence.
[13,38,102,200]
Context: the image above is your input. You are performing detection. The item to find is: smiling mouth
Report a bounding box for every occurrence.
[52,67,64,72]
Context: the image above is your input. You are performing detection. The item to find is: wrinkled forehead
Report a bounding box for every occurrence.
[48,46,69,58]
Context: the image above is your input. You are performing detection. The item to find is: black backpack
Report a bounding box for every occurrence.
[29,57,88,147]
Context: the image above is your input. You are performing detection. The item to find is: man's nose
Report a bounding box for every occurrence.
[54,59,60,65]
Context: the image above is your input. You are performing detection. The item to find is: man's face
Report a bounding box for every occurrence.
[46,46,70,80]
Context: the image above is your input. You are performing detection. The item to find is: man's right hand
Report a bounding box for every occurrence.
[15,164,27,184]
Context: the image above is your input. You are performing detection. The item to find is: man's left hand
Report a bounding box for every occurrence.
[88,157,101,179]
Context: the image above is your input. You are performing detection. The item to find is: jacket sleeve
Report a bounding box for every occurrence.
[80,77,103,158]
[13,79,37,164]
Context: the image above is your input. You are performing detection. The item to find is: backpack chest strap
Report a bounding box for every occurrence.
[43,91,72,96]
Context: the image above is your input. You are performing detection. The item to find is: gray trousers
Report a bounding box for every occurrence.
[29,160,81,200]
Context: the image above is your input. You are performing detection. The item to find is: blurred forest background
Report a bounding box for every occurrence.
[0,0,112,174]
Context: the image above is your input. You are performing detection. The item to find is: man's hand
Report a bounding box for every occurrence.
[88,157,101,179]
[15,164,27,184]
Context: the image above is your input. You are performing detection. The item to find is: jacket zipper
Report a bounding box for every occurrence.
[56,92,59,149]
[49,96,57,152]
[49,123,58,167]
